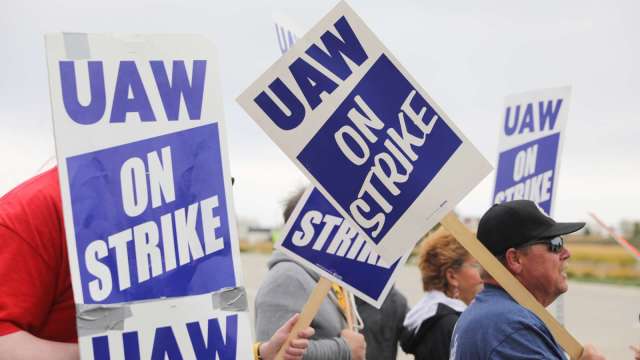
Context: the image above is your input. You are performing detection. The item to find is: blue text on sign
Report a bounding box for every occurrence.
[255,16,368,130]
[91,314,237,360]
[59,60,206,124]
[503,99,563,136]
[68,124,236,303]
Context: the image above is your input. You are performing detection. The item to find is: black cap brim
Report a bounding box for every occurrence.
[538,222,585,239]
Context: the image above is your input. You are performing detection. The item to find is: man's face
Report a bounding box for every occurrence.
[517,239,571,306]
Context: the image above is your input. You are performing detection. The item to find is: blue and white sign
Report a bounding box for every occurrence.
[492,87,571,215]
[278,187,410,308]
[77,293,252,359]
[239,1,492,262]
[46,33,248,358]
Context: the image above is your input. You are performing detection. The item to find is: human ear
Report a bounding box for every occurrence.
[446,268,458,287]
[504,249,523,274]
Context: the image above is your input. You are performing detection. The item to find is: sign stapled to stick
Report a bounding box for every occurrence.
[46,33,250,359]
[493,87,571,215]
[238,1,492,263]
[278,187,410,308]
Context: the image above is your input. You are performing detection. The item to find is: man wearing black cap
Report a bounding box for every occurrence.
[449,200,605,360]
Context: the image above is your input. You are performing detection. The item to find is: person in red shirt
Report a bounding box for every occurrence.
[0,168,313,360]
[0,168,78,359]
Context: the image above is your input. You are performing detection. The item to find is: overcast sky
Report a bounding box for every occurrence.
[1,0,638,228]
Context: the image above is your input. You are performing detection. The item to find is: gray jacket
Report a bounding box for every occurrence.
[255,251,351,359]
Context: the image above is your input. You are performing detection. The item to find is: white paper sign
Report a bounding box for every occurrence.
[493,87,571,216]
[46,33,249,359]
[238,1,492,261]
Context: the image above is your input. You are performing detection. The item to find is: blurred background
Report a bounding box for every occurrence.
[2,0,638,358]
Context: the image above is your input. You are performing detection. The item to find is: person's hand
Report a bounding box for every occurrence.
[630,344,640,360]
[578,344,606,360]
[260,313,315,360]
[340,329,366,360]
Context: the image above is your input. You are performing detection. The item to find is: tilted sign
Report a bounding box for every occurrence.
[238,1,492,262]
[277,187,410,308]
[46,33,250,359]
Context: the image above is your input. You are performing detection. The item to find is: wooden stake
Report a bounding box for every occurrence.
[275,277,332,360]
[440,212,583,359]
[343,289,354,330]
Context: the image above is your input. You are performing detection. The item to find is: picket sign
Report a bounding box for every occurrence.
[238,0,493,264]
[46,33,250,359]
[439,212,583,359]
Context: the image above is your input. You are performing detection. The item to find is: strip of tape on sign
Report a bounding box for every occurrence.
[63,33,90,60]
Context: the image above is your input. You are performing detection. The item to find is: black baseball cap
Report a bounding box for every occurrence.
[477,200,585,256]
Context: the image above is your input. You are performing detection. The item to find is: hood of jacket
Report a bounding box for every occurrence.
[403,290,466,333]
[400,291,467,354]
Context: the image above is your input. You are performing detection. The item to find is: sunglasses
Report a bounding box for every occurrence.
[518,236,564,253]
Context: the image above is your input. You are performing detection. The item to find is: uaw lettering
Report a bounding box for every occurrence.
[59,60,206,124]
[67,123,237,304]
[275,21,297,55]
[253,15,462,245]
[502,98,563,136]
[493,97,565,215]
[254,16,369,130]
[90,314,238,360]
[280,188,403,302]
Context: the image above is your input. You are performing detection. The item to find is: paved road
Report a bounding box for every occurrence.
[240,252,640,359]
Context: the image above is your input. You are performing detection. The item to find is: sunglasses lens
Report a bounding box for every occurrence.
[549,237,563,253]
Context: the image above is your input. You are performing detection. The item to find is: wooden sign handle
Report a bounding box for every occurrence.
[439,212,584,359]
[343,289,354,330]
[275,277,332,360]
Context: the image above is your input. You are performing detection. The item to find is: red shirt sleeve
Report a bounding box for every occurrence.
[0,224,57,336]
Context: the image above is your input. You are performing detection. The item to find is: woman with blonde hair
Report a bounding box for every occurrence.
[400,226,483,360]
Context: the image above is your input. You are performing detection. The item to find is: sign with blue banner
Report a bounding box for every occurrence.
[492,87,571,215]
[238,1,492,262]
[46,33,248,358]
[278,187,409,308]
[77,293,252,359]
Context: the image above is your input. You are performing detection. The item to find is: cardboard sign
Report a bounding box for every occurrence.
[277,187,410,308]
[78,293,252,359]
[238,1,492,262]
[46,33,248,358]
[493,87,571,215]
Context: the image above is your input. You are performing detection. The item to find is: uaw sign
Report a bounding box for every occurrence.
[493,87,571,215]
[238,1,492,262]
[278,188,410,308]
[46,33,250,359]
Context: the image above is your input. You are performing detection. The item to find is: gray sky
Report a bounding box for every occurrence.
[1,0,638,228]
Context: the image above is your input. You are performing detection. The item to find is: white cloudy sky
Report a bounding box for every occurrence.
[1,0,638,228]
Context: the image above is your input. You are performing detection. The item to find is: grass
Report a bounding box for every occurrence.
[567,244,637,266]
[565,243,640,286]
